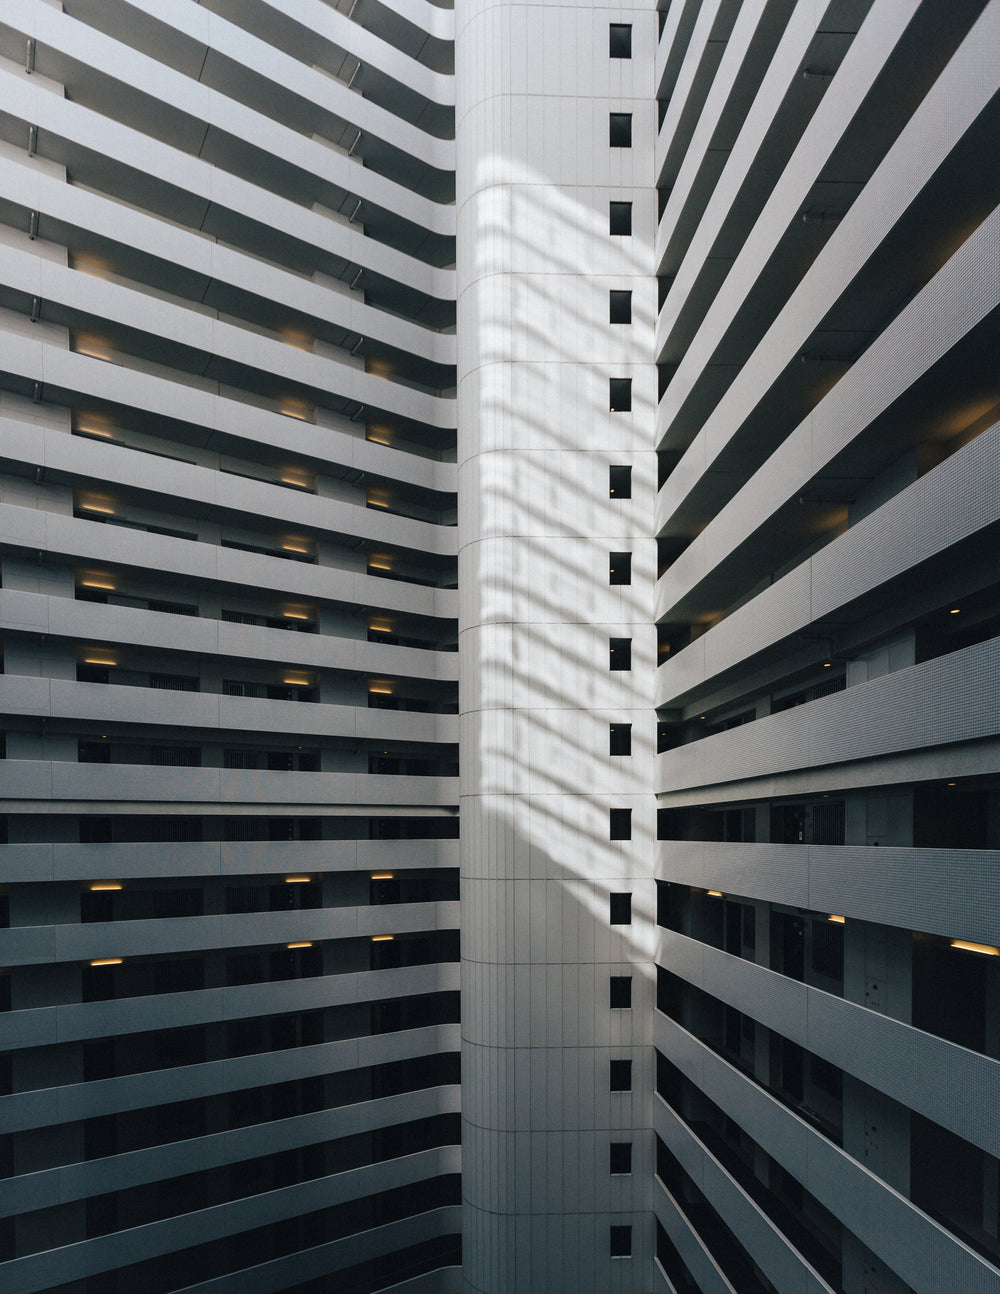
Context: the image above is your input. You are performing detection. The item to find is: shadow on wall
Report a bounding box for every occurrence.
[458,161,658,1291]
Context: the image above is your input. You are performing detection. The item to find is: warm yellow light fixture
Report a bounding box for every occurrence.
[823,661,832,668]
[287,941,313,949]
[369,623,392,633]
[950,608,960,614]
[371,873,394,881]
[283,676,311,687]
[371,934,394,942]
[280,399,313,421]
[90,957,122,966]
[950,939,1000,956]
[367,435,390,446]
[79,501,115,515]
[89,883,122,892]
[369,686,393,695]
[83,657,117,667]
[74,343,114,361]
[284,876,312,884]
[282,542,311,554]
[282,608,311,620]
[367,496,390,508]
[707,890,723,898]
[828,914,846,924]
[79,578,116,590]
[368,561,392,571]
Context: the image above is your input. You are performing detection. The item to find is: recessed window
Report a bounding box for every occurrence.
[609,377,632,411]
[609,113,632,148]
[610,976,632,1008]
[610,1142,633,1174]
[609,723,631,756]
[610,892,632,924]
[609,465,632,498]
[609,808,632,840]
[610,201,632,235]
[610,551,631,585]
[610,290,632,324]
[610,1225,633,1257]
[609,23,632,58]
[609,1059,632,1091]
[609,637,631,670]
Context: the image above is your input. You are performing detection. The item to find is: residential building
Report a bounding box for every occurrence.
[0,1,461,1291]
[2,1,1000,1293]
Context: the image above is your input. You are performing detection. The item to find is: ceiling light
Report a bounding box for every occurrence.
[89,958,122,966]
[371,934,394,942]
[950,939,999,956]
[284,876,312,884]
[287,941,313,949]
[828,914,845,924]
[371,873,394,880]
[707,890,723,898]
[89,883,122,892]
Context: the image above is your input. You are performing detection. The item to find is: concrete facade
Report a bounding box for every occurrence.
[1,1,1000,1292]
[0,1,462,1291]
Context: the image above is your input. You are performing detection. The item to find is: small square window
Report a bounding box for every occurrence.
[610,290,632,324]
[609,892,632,924]
[610,201,632,235]
[609,23,632,58]
[609,378,632,411]
[610,1142,633,1174]
[609,808,631,840]
[609,113,632,148]
[610,1224,633,1257]
[609,723,631,756]
[609,465,632,498]
[610,976,632,1008]
[609,1059,632,1091]
[609,637,631,670]
[610,551,631,586]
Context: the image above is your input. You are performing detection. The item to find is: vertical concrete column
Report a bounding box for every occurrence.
[456,2,657,1289]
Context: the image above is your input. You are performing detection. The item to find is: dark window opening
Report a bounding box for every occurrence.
[610,892,632,925]
[609,113,632,147]
[609,23,632,57]
[609,377,632,410]
[610,1142,633,1174]
[609,551,632,586]
[609,724,632,756]
[609,465,632,498]
[610,976,632,1008]
[610,637,632,670]
[609,1059,632,1091]
[610,290,632,324]
[609,201,633,235]
[609,809,632,840]
[610,1225,632,1257]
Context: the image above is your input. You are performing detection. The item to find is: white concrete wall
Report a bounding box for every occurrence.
[456,1,657,1289]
